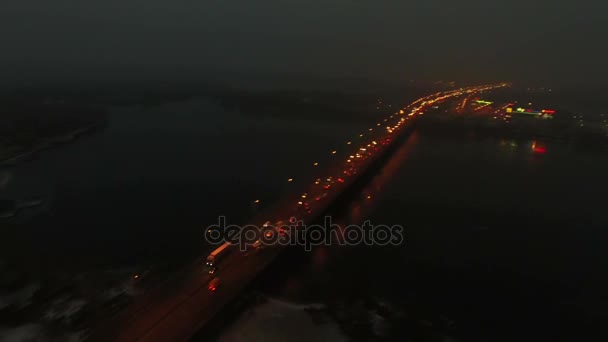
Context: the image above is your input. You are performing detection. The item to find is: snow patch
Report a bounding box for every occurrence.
[265,297,326,311]
[43,297,87,324]
[0,324,85,342]
[0,171,11,189]
[217,297,347,342]
[0,324,44,342]
[0,283,40,310]
[101,281,137,300]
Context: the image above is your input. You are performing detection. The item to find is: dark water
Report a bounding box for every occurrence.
[0,97,373,273]
[3,95,607,341]
[253,129,608,341]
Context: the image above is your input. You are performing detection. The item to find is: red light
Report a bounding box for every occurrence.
[337,178,344,183]
[533,147,547,153]
[315,197,321,201]
[541,109,556,114]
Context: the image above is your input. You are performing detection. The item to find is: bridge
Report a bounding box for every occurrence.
[85,83,507,342]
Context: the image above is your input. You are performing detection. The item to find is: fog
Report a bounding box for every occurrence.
[1,0,606,87]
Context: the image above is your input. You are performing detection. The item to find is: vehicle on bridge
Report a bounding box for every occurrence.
[205,242,232,269]
[252,239,262,249]
[273,220,287,236]
[208,277,221,292]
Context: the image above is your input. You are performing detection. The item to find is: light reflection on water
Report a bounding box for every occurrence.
[255,128,608,340]
[339,131,421,226]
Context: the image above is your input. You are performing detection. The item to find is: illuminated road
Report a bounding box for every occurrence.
[85,83,507,342]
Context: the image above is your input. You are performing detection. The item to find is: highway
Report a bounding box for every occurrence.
[84,83,507,342]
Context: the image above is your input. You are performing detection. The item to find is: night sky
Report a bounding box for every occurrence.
[1,0,606,86]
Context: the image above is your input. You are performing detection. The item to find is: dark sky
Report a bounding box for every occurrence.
[1,0,606,87]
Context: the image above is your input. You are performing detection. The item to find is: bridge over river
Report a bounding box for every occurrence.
[85,83,507,342]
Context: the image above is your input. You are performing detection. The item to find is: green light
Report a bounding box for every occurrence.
[513,111,542,116]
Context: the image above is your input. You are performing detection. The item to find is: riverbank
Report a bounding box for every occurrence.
[0,123,102,167]
[0,97,107,167]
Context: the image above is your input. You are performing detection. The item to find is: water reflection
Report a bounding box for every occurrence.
[339,131,420,226]
[531,140,547,154]
[500,138,550,161]
[261,131,421,301]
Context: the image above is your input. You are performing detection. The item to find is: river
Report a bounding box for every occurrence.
[0,96,375,275]
[2,93,607,341]
[245,122,608,341]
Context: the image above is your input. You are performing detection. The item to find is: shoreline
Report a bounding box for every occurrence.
[0,123,101,167]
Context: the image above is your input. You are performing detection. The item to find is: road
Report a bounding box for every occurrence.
[85,83,507,342]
